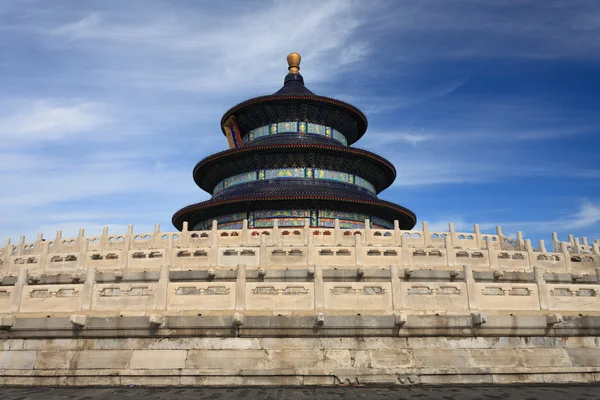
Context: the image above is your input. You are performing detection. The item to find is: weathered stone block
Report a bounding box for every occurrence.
[368,350,414,369]
[129,350,187,369]
[468,349,518,368]
[0,350,37,369]
[518,349,571,367]
[566,348,600,367]
[34,350,75,369]
[186,349,266,370]
[72,350,133,369]
[413,349,469,368]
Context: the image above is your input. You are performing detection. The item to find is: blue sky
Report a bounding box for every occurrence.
[0,0,599,245]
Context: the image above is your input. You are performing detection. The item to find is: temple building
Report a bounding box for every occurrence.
[172,53,416,231]
[1,53,600,387]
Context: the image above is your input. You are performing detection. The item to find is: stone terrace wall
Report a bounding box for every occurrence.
[0,219,599,318]
[1,219,600,385]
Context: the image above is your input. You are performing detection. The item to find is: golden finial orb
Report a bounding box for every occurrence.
[287,52,301,74]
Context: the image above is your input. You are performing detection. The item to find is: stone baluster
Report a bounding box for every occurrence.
[533,266,549,310]
[242,219,249,246]
[314,264,324,311]
[394,220,401,246]
[516,231,525,251]
[235,263,246,310]
[182,221,189,247]
[259,232,267,266]
[53,231,62,253]
[334,219,341,246]
[307,228,315,266]
[303,218,310,246]
[561,242,572,272]
[474,224,482,249]
[445,236,456,267]
[538,239,547,253]
[400,233,409,268]
[10,267,27,313]
[496,226,504,248]
[77,230,88,274]
[422,221,430,247]
[100,226,109,251]
[122,225,133,270]
[487,236,498,269]
[272,219,280,246]
[573,238,582,254]
[583,237,590,251]
[390,264,403,310]
[463,265,478,310]
[593,242,600,258]
[524,239,534,270]
[1,239,10,275]
[210,220,218,267]
[156,264,170,311]
[355,232,363,267]
[364,218,372,246]
[37,233,48,273]
[552,232,560,253]
[449,222,457,247]
[80,267,97,311]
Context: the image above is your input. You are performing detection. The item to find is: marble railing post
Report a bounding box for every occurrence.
[303,218,310,246]
[53,231,62,253]
[487,237,498,269]
[561,242,572,272]
[77,231,88,274]
[151,223,160,248]
[552,232,560,253]
[242,219,249,246]
[593,242,600,258]
[445,236,456,267]
[314,264,324,310]
[259,233,267,266]
[210,220,218,267]
[122,225,133,270]
[235,263,246,310]
[272,219,280,246]
[474,224,482,249]
[422,221,430,247]
[534,266,549,310]
[400,234,409,268]
[390,264,403,310]
[448,222,457,247]
[10,267,27,313]
[80,267,97,311]
[0,239,10,275]
[525,239,535,270]
[334,219,341,245]
[364,219,372,245]
[516,231,525,251]
[181,221,189,247]
[100,227,109,251]
[538,239,547,253]
[307,230,315,266]
[463,265,478,310]
[156,264,170,311]
[394,220,401,246]
[355,232,363,267]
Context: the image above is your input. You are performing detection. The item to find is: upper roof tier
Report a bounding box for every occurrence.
[220,53,368,146]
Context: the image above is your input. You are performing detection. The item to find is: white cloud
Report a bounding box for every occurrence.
[0,100,109,143]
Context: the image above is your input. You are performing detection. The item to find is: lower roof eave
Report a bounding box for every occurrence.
[172,195,416,231]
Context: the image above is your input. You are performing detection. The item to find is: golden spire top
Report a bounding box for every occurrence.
[287,52,301,74]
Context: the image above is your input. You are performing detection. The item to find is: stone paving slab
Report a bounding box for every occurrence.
[1,385,600,399]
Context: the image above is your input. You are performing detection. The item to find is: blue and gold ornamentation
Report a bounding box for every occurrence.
[214,168,375,195]
[245,122,348,145]
[193,208,393,230]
